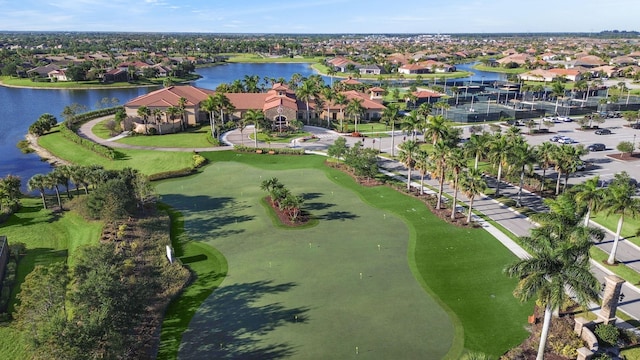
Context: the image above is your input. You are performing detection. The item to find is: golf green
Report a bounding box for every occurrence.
[157,161,457,359]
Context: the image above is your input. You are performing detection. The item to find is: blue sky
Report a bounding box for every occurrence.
[1,0,638,33]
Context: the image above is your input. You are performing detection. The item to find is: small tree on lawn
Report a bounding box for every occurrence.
[617,141,634,156]
[327,137,348,160]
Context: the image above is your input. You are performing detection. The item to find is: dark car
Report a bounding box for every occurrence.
[595,129,612,135]
[631,123,640,129]
[587,143,606,151]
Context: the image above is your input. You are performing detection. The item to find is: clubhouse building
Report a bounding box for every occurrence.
[124,82,386,133]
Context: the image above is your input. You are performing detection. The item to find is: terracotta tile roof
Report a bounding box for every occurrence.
[340,90,385,110]
[125,85,215,108]
[340,78,363,85]
[412,90,442,99]
[368,87,385,93]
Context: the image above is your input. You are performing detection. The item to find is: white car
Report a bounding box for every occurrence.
[557,116,572,122]
[557,137,575,144]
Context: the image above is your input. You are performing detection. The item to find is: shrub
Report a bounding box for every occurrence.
[59,125,116,159]
[192,153,207,168]
[595,323,619,347]
[233,145,305,155]
[148,168,196,181]
[16,140,33,153]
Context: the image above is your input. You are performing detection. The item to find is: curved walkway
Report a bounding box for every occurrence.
[78,118,640,323]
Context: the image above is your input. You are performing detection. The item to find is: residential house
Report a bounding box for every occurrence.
[547,68,584,82]
[327,56,359,73]
[27,64,60,78]
[398,64,429,74]
[48,69,68,82]
[103,68,128,83]
[358,64,381,75]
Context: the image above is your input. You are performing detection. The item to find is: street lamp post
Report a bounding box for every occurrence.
[634,134,636,155]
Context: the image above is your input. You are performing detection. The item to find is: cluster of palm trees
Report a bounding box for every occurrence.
[136,97,188,135]
[395,120,594,225]
[27,165,105,209]
[201,93,235,141]
[260,177,305,222]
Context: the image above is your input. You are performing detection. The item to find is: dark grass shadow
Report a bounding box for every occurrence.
[304,202,335,211]
[318,211,359,221]
[113,150,130,160]
[301,192,323,201]
[179,280,309,359]
[161,194,255,240]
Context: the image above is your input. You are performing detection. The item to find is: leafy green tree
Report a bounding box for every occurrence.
[617,141,634,155]
[344,142,378,180]
[327,136,348,160]
[0,175,21,213]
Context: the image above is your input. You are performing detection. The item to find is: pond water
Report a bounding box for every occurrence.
[0,61,499,187]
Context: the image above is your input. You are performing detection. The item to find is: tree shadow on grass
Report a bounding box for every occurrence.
[161,194,255,241]
[317,211,359,221]
[179,280,308,360]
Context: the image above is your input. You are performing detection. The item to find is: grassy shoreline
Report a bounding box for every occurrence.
[0,74,199,90]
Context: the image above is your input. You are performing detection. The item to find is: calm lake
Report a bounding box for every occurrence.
[0,62,502,186]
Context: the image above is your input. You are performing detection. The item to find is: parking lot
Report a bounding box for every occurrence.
[463,117,640,186]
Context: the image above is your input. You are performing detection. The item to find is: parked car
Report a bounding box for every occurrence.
[595,129,612,135]
[550,135,562,142]
[587,143,606,151]
[631,123,640,129]
[557,137,575,144]
[576,161,587,171]
[557,116,572,122]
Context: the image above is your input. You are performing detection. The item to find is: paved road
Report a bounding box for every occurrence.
[80,118,640,323]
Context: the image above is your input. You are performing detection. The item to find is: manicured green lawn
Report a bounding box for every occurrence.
[155,206,227,360]
[591,211,640,247]
[156,151,531,358]
[38,130,193,175]
[93,118,116,139]
[0,76,156,89]
[224,53,324,63]
[472,64,528,74]
[0,197,103,359]
[116,125,215,148]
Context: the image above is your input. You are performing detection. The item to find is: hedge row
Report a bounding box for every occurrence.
[234,145,305,155]
[68,106,123,128]
[60,125,117,159]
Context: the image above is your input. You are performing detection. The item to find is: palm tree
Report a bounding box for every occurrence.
[551,80,565,114]
[600,172,640,264]
[28,174,48,209]
[244,109,266,148]
[326,67,337,87]
[401,110,421,141]
[460,168,487,224]
[463,132,489,170]
[44,171,63,209]
[345,98,364,133]
[382,104,402,157]
[446,147,466,220]
[535,142,558,194]
[201,95,217,140]
[430,140,449,210]
[424,114,449,145]
[552,144,587,195]
[333,93,348,132]
[398,140,419,191]
[177,97,188,131]
[573,176,603,227]
[488,134,511,197]
[505,218,599,360]
[321,87,335,128]
[414,149,430,195]
[510,143,537,207]
[165,106,181,132]
[152,108,163,134]
[296,79,317,125]
[137,105,151,134]
[213,92,234,127]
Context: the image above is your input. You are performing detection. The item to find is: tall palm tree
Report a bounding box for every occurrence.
[28,174,48,209]
[430,140,449,209]
[460,168,487,224]
[165,106,181,132]
[446,147,466,220]
[136,105,151,134]
[551,80,565,114]
[296,79,318,125]
[213,92,234,127]
[152,108,163,134]
[382,104,402,157]
[201,95,217,139]
[573,176,603,227]
[401,110,421,141]
[463,132,489,170]
[345,98,364,133]
[44,172,63,209]
[488,134,511,197]
[424,114,449,145]
[333,93,348,132]
[552,144,587,195]
[414,149,430,195]
[510,143,537,207]
[535,142,558,194]
[321,87,335,128]
[177,97,188,131]
[600,172,640,264]
[398,140,419,191]
[244,109,267,148]
[505,217,599,360]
